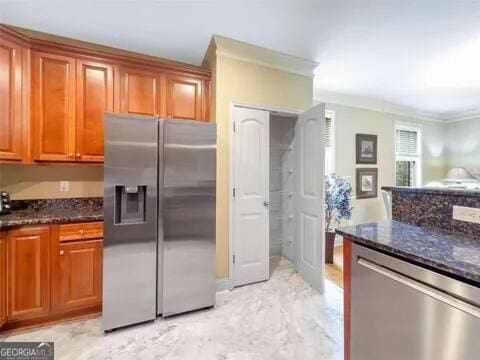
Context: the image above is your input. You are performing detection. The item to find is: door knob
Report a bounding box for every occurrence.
[263,201,270,207]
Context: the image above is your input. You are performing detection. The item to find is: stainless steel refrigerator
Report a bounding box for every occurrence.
[103,113,216,331]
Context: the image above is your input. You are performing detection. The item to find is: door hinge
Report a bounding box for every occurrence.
[233,187,236,198]
[233,254,235,264]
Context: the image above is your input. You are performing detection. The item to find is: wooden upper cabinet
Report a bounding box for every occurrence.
[0,38,24,161]
[119,67,165,117]
[76,60,113,162]
[52,239,103,313]
[32,52,76,162]
[2,26,211,163]
[202,80,211,121]
[7,226,51,321]
[0,233,6,328]
[166,75,202,120]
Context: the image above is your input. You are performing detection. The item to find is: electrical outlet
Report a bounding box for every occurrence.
[60,181,69,192]
[453,206,480,224]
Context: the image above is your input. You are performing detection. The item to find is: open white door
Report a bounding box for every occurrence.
[294,103,326,293]
[233,107,270,287]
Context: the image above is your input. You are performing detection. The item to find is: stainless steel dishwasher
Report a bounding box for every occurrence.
[351,243,480,360]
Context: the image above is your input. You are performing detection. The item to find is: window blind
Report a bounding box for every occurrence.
[325,117,332,148]
[396,129,418,155]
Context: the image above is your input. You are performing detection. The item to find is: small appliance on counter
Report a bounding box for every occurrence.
[0,191,12,215]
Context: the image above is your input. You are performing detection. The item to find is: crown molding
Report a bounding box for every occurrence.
[315,89,480,123]
[314,90,443,123]
[443,110,480,123]
[211,35,319,77]
[0,24,211,79]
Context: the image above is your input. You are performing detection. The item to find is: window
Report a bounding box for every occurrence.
[395,123,422,187]
[325,110,335,175]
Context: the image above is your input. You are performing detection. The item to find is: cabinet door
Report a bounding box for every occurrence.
[76,60,113,162]
[32,52,76,161]
[0,38,23,161]
[7,226,50,321]
[53,239,103,312]
[166,75,202,120]
[0,233,6,327]
[202,80,211,121]
[119,67,163,116]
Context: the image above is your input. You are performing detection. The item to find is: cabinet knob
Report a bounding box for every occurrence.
[59,250,64,256]
[79,229,85,235]
[68,153,74,158]
[76,153,81,158]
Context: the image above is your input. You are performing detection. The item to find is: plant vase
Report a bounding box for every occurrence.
[325,231,336,264]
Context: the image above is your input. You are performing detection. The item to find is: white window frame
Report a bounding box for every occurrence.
[394,121,422,187]
[325,109,335,175]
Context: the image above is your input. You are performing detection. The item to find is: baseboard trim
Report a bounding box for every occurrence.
[216,277,229,292]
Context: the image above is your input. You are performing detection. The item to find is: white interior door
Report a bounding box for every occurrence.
[294,103,326,293]
[233,106,270,287]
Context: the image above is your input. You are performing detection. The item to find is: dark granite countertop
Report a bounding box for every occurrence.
[382,186,480,197]
[0,198,103,231]
[337,220,480,286]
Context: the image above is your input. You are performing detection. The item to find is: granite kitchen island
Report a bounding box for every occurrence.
[338,187,480,360]
[338,221,480,360]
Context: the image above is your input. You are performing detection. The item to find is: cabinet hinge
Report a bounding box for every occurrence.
[233,254,236,264]
[233,187,236,198]
[233,122,236,132]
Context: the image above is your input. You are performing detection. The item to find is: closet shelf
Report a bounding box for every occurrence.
[270,168,293,174]
[273,145,293,151]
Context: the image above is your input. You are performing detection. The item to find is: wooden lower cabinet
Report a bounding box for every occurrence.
[0,233,6,327]
[7,226,51,321]
[52,239,103,312]
[1,222,103,332]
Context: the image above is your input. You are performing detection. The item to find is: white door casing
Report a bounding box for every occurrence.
[233,106,270,287]
[294,103,326,293]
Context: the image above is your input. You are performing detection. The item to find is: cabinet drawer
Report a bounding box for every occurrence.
[59,222,103,242]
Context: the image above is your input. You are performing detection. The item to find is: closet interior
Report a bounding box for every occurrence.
[269,113,297,262]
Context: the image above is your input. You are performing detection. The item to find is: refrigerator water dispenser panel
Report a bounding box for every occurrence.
[115,185,147,224]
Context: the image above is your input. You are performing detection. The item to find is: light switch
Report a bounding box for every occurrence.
[60,181,69,192]
[453,206,480,224]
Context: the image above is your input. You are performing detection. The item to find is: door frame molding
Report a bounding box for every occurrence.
[228,101,302,290]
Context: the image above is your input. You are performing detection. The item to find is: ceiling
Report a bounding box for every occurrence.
[1,0,479,121]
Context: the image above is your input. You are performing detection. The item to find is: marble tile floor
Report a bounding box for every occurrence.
[1,257,343,360]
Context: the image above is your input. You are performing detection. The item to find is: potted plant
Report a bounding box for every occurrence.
[325,175,353,263]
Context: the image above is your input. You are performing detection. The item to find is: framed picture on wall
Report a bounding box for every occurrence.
[356,134,377,164]
[356,168,378,199]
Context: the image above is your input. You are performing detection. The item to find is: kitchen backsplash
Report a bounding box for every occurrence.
[0,164,103,199]
[384,187,480,236]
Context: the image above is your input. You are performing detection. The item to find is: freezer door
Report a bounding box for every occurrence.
[161,119,216,316]
[103,113,158,330]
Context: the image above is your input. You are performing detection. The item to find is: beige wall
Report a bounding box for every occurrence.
[326,103,448,225]
[445,117,480,176]
[211,54,313,279]
[0,164,103,199]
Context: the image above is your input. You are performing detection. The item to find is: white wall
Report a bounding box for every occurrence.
[445,117,480,177]
[324,103,448,225]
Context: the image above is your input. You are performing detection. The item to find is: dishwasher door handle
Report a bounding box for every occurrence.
[357,257,480,319]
